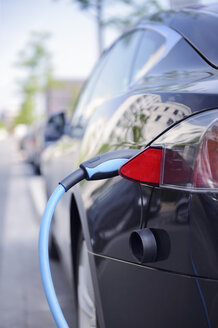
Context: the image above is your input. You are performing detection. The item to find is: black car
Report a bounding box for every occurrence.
[41,4,218,328]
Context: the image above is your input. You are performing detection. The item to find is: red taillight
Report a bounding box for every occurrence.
[119,112,218,193]
[119,147,162,185]
[163,149,193,185]
[193,120,218,189]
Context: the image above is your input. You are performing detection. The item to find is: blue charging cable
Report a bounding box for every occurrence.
[38,150,138,328]
[39,184,67,327]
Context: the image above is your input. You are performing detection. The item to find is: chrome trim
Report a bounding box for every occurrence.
[137,23,181,43]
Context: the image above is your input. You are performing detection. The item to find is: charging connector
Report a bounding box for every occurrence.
[60,149,138,191]
[39,149,138,328]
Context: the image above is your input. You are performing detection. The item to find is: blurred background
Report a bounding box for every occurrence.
[0,0,214,327]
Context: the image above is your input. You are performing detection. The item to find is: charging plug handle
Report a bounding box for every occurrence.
[60,149,138,191]
[80,149,138,180]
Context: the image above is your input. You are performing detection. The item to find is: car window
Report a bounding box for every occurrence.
[72,51,108,124]
[73,30,143,125]
[130,29,166,83]
[89,31,143,103]
[147,38,209,75]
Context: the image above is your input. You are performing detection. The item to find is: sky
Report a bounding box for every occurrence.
[0,0,120,115]
[0,0,212,116]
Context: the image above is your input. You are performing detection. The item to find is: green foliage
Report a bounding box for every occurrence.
[69,84,83,112]
[16,32,52,70]
[72,0,161,30]
[65,0,162,53]
[105,0,162,32]
[14,94,35,126]
[14,32,54,126]
[0,120,6,129]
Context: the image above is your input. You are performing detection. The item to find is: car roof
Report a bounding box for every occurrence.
[140,3,218,68]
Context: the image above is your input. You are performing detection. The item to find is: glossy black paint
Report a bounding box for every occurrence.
[86,178,143,254]
[190,193,218,279]
[41,6,218,327]
[147,3,218,67]
[79,102,218,327]
[92,253,218,328]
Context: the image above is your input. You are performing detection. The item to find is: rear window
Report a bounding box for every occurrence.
[131,29,165,82]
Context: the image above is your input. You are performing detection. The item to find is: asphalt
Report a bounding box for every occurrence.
[0,137,76,327]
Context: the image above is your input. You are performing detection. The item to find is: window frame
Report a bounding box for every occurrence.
[129,24,182,87]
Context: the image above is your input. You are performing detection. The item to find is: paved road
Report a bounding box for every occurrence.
[0,138,76,327]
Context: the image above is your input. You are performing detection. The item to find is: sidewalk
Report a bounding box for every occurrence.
[0,138,75,327]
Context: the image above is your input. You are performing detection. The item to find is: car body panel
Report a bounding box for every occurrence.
[79,105,218,278]
[92,252,218,328]
[41,9,218,327]
[144,4,218,67]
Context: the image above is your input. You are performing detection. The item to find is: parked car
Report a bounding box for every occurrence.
[20,125,37,166]
[21,111,66,174]
[41,4,218,328]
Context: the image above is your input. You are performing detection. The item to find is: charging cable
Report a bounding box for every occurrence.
[39,149,138,328]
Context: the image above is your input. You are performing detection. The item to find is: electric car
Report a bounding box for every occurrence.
[41,4,218,327]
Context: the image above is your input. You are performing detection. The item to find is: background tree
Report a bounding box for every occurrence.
[105,0,162,32]
[14,32,54,126]
[64,0,161,55]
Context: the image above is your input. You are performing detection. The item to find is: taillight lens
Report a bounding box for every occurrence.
[193,120,218,189]
[119,147,162,185]
[119,110,218,193]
